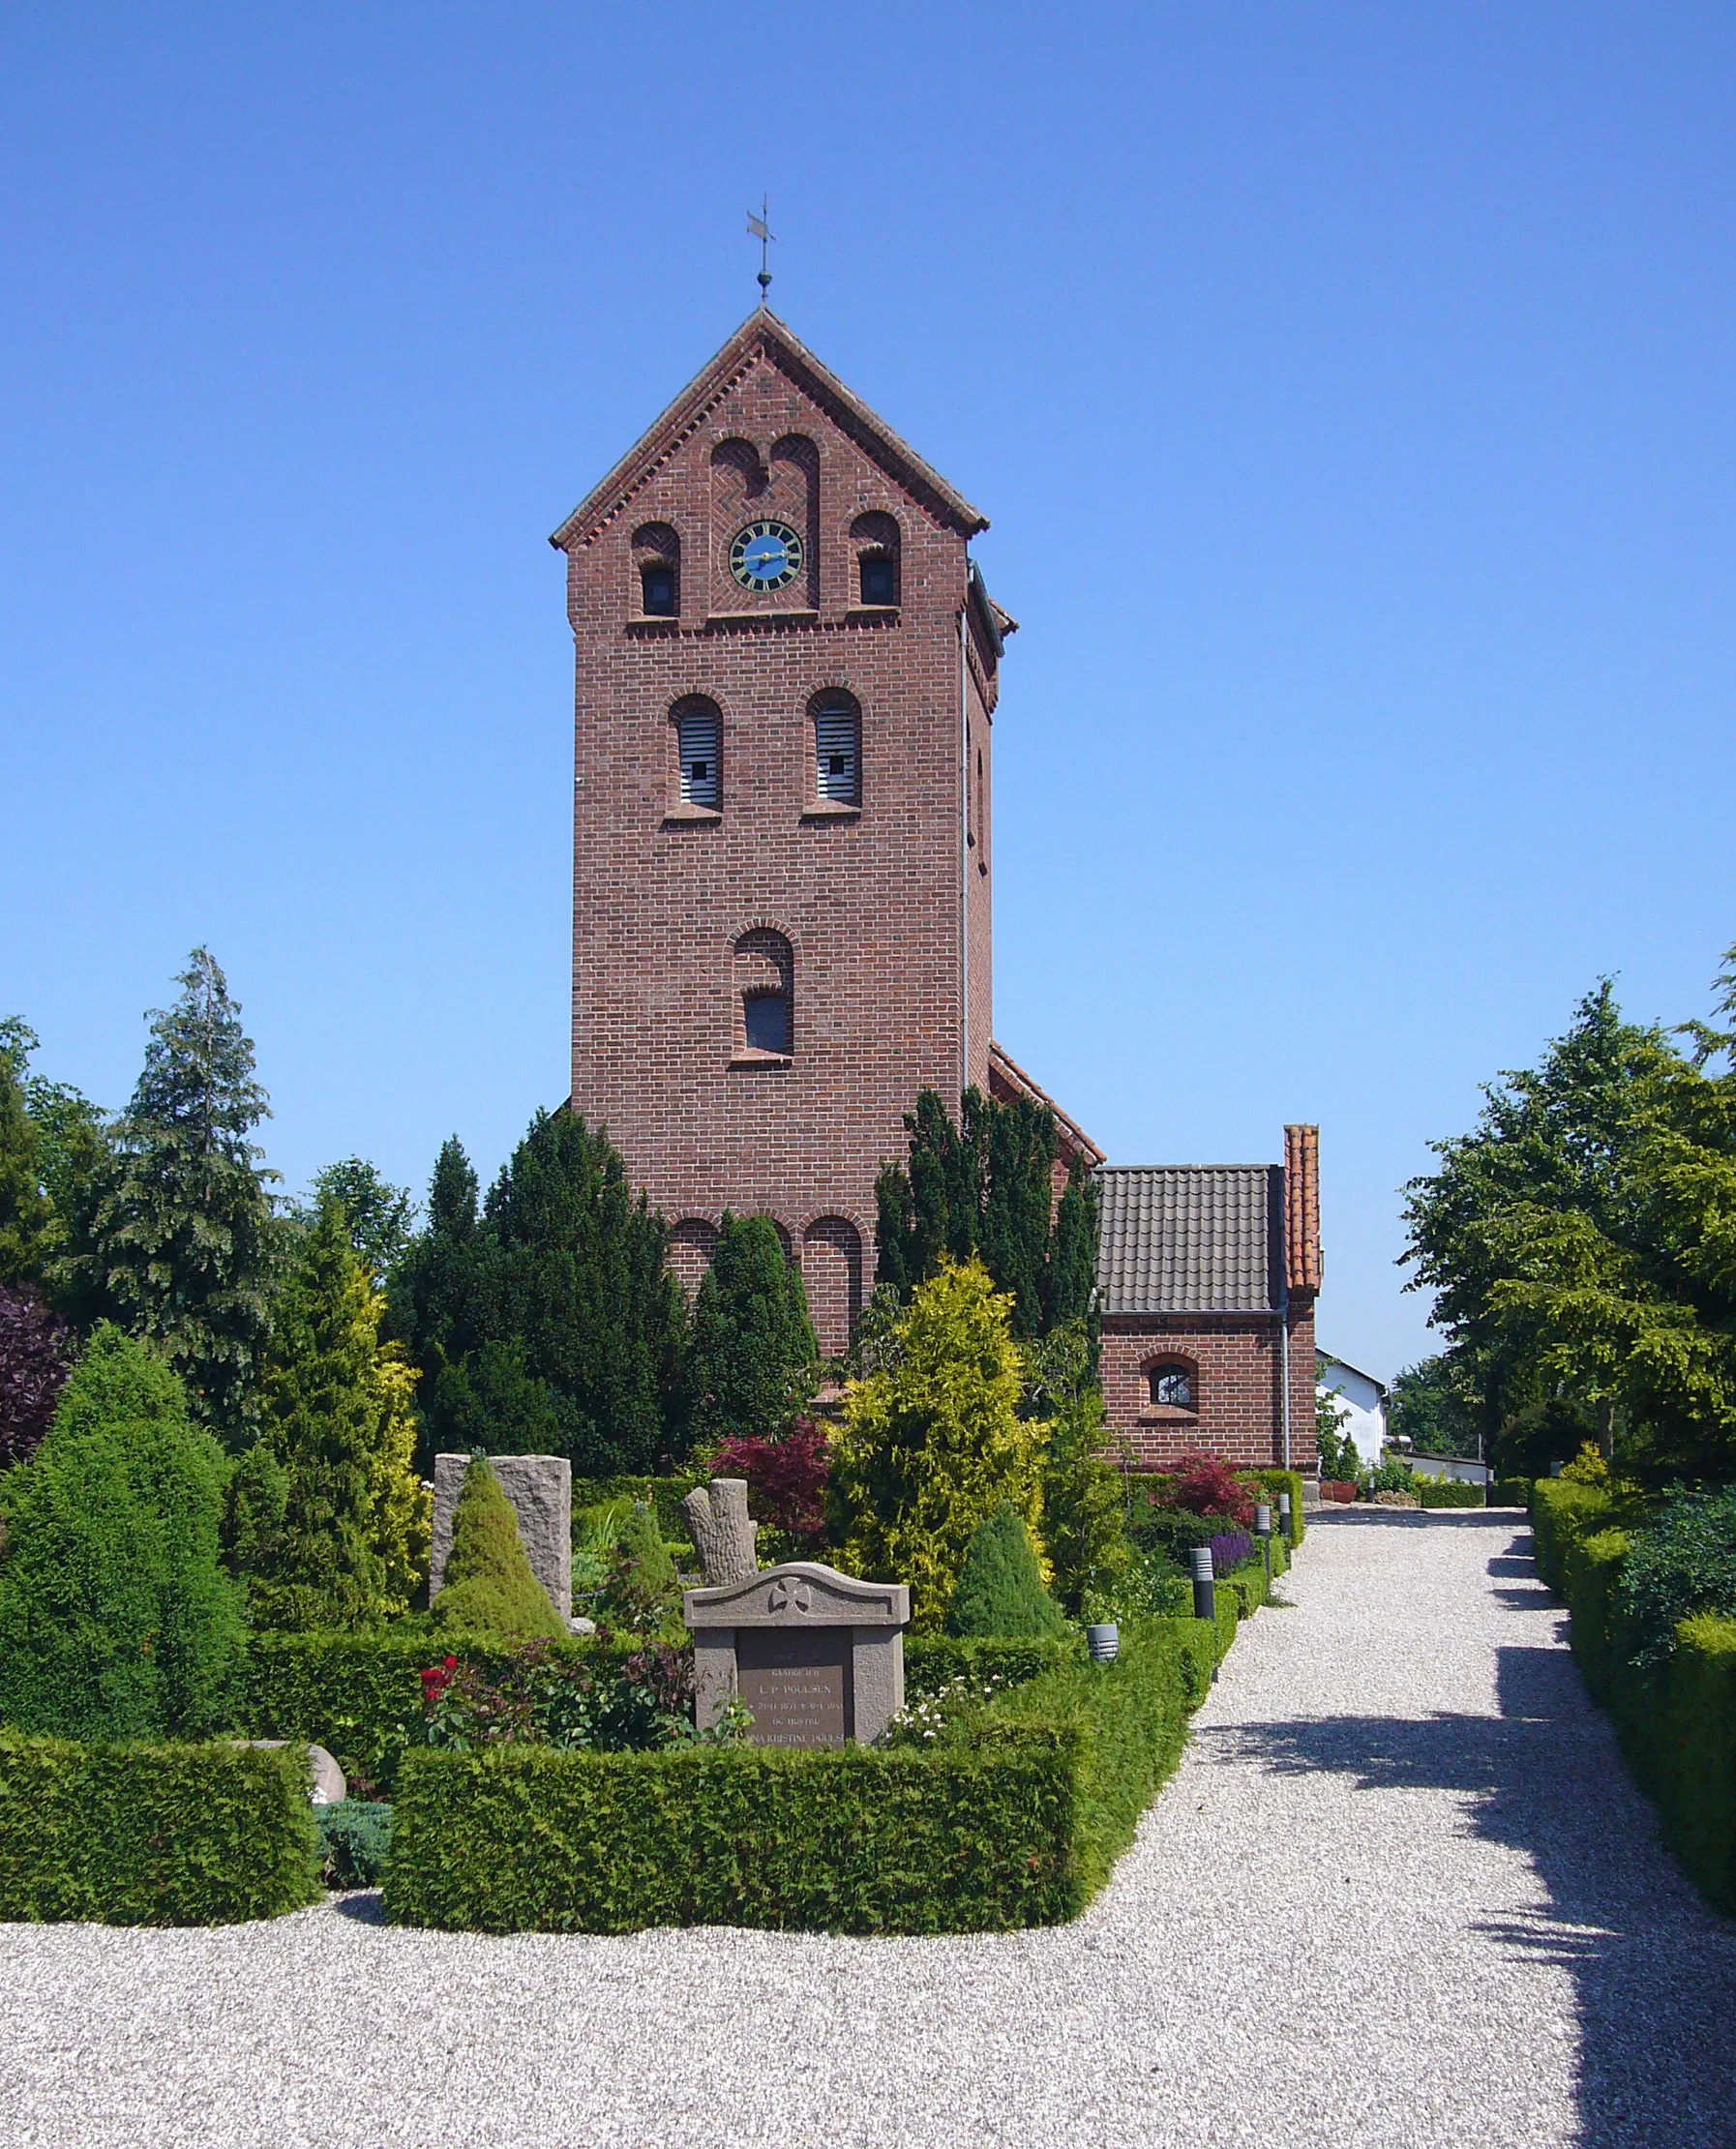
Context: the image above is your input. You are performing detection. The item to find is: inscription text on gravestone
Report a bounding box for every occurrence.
[734,1627,852,1746]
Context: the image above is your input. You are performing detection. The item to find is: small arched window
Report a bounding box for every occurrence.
[852,512,900,608]
[673,697,721,809]
[733,928,793,1059]
[1149,1361,1195,1410]
[632,523,679,618]
[812,691,861,806]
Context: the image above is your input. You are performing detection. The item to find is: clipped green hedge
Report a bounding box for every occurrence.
[1530,1478,1615,1593]
[1532,1482,1736,1914]
[385,1623,1208,1934]
[1492,1477,1533,1508]
[238,1629,595,1795]
[0,1734,321,1925]
[1415,1478,1486,1509]
[1253,1469,1307,1544]
[904,1634,1078,1697]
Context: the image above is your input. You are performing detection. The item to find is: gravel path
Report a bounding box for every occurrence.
[5,1508,1735,2149]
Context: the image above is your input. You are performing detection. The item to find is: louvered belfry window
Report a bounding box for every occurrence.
[675,702,720,808]
[814,697,860,805]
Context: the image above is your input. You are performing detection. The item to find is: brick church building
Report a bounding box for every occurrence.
[554,308,1319,1473]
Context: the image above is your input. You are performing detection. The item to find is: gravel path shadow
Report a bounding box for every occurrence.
[1,1508,1732,2147]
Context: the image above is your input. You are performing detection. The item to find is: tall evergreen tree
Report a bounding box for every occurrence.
[396,1111,685,1475]
[0,1327,243,1739]
[876,1086,1094,1339]
[72,951,278,1444]
[684,1212,818,1448]
[0,1049,54,1287]
[231,1192,427,1629]
[306,1156,417,1289]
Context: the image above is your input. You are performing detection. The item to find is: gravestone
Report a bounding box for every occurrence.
[431,1452,572,1621]
[684,1562,909,1747]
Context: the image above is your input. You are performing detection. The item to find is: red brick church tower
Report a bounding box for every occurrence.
[553,310,1038,1355]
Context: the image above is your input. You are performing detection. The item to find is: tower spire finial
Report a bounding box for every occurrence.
[746,197,775,306]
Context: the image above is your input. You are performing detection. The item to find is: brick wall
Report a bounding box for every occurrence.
[1098,1302,1319,1472]
[555,321,995,1356]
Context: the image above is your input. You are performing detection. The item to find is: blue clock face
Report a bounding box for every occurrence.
[730,519,803,592]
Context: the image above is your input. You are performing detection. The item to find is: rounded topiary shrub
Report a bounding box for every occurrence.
[0,1325,244,1739]
[432,1454,565,1640]
[945,1502,1066,1640]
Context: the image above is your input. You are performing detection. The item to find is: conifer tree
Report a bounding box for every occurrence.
[830,1258,1047,1630]
[945,1502,1066,1639]
[684,1212,818,1448]
[397,1111,685,1474]
[74,951,278,1444]
[432,1453,564,1638]
[306,1157,417,1289]
[0,1049,54,1287]
[875,1086,1094,1339]
[0,1326,243,1739]
[236,1193,428,1629]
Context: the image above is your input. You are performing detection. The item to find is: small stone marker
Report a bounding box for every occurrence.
[242,1741,346,1806]
[431,1452,572,1620]
[684,1562,909,1747]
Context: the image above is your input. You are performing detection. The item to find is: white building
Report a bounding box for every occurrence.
[1316,1351,1388,1471]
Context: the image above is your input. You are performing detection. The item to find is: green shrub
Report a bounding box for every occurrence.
[1492,1477,1533,1508]
[0,1733,320,1924]
[571,1474,706,1539]
[238,1629,444,1794]
[1612,1488,1736,1673]
[904,1635,1077,1698]
[1652,1616,1736,1914]
[0,1328,243,1739]
[384,1626,1198,1934]
[432,1455,565,1640]
[946,1503,1066,1639]
[1252,1470,1306,1544]
[1531,1480,1736,1915]
[315,1800,392,1888]
[599,1502,678,1630]
[1530,1477,1615,1593]
[1565,1527,1631,1705]
[1415,1478,1485,1508]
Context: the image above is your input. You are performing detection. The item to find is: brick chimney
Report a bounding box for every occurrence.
[1283,1123,1322,1300]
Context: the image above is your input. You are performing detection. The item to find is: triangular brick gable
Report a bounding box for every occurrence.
[549,309,989,554]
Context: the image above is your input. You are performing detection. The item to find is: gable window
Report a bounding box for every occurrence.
[673,698,721,809]
[812,692,861,806]
[851,511,900,608]
[1149,1362,1195,1410]
[631,522,680,619]
[733,928,793,1060]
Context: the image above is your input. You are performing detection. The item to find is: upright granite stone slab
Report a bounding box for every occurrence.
[432,1453,572,1621]
[684,1563,909,1747]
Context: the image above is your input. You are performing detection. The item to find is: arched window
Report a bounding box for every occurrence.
[672,698,720,810]
[632,523,679,617]
[811,690,861,806]
[1149,1361,1195,1410]
[852,511,900,608]
[733,928,793,1059]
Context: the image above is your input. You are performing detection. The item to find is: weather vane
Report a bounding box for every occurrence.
[747,197,775,306]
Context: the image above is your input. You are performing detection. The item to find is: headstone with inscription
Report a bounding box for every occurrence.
[683,1562,910,1747]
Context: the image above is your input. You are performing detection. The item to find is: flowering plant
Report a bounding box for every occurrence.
[418,1637,696,1753]
[1208,1530,1254,1576]
[875,1671,1005,1748]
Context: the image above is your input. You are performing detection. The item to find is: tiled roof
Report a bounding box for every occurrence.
[1094,1166,1283,1315]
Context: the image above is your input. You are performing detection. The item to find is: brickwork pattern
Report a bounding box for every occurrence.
[1098,1303,1319,1472]
[556,322,998,1357]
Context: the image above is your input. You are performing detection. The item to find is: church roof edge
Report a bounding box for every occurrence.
[549,309,991,552]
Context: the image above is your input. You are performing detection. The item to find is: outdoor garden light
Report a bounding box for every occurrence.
[1190,1545,1215,1624]
[1254,1503,1272,1537]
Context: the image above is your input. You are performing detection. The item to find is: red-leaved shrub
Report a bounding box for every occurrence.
[0,1286,75,1469]
[1168,1451,1256,1527]
[710,1418,830,1552]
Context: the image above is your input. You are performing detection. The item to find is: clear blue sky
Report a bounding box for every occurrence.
[5,6,1734,1384]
